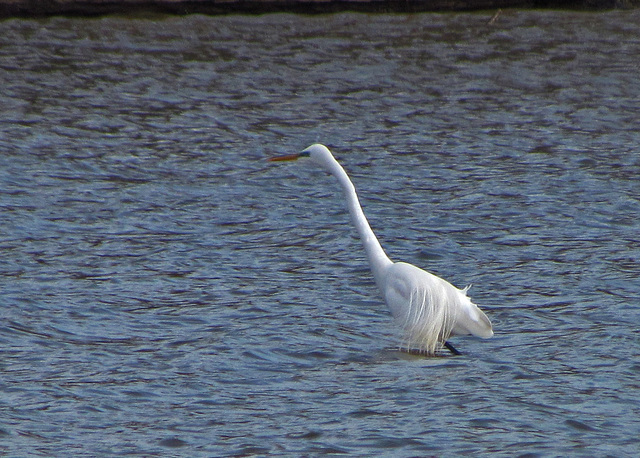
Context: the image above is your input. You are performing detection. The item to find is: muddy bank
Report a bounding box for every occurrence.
[0,0,637,17]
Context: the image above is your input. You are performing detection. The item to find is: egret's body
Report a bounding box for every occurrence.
[270,144,493,355]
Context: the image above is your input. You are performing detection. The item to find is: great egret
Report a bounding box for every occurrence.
[269,144,493,355]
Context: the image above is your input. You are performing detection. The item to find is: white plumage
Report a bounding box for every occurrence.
[269,144,493,355]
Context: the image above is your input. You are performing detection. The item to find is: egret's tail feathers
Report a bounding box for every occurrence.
[453,304,493,338]
[471,308,494,338]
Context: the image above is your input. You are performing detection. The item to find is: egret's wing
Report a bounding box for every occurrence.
[383,262,458,353]
[383,262,493,353]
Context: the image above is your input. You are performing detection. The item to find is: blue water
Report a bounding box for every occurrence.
[1,10,639,456]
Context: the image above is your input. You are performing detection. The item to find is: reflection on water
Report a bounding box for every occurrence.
[1,10,639,456]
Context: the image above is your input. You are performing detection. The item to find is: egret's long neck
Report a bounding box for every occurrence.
[325,159,393,289]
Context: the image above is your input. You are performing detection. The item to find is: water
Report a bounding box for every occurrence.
[1,10,639,456]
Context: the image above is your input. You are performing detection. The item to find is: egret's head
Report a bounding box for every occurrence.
[301,143,331,160]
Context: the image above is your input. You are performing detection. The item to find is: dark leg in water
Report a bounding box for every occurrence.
[444,341,461,355]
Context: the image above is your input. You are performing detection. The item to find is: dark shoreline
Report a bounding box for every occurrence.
[0,0,637,18]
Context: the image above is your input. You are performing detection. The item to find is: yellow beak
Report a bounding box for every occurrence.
[267,153,301,162]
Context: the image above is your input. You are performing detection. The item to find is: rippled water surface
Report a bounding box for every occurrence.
[1,10,639,456]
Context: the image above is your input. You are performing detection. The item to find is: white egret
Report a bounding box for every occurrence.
[269,144,493,355]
